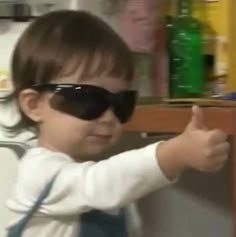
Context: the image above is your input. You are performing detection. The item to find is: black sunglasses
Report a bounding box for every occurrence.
[32,84,137,123]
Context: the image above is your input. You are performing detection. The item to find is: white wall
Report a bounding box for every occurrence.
[0,0,120,72]
[0,22,28,71]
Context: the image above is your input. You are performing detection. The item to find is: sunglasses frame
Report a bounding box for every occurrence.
[32,83,138,123]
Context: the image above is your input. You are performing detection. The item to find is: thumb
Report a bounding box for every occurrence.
[186,105,207,131]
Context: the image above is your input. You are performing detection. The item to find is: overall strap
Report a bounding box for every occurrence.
[7,170,61,237]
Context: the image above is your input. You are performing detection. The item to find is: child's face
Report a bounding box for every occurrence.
[37,74,132,160]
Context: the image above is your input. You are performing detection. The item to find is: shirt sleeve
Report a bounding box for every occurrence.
[7,142,172,216]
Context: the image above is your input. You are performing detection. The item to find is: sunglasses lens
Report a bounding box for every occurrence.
[113,91,137,123]
[43,84,137,123]
[50,87,109,120]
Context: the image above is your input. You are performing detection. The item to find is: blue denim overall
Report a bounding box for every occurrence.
[7,172,128,237]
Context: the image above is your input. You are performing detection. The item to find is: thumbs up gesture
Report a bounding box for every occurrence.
[185,105,207,131]
[157,106,230,179]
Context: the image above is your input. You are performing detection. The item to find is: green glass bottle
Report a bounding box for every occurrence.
[169,0,204,98]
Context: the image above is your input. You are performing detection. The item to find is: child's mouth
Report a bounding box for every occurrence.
[89,134,112,142]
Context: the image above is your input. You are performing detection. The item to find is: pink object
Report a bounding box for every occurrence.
[120,0,160,53]
[120,0,169,97]
[152,24,169,97]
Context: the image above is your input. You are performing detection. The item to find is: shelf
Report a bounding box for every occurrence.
[125,104,236,134]
[137,96,236,107]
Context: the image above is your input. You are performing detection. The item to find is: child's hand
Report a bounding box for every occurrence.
[157,105,230,179]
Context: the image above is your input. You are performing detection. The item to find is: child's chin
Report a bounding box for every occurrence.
[83,144,115,161]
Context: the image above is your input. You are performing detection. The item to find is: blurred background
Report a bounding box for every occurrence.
[0,1,234,236]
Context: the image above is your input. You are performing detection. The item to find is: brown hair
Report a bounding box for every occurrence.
[1,10,134,136]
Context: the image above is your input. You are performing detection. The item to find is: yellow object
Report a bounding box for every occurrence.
[227,0,236,92]
[0,70,10,89]
[193,0,229,79]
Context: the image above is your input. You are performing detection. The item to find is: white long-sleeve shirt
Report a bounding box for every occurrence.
[6,142,171,237]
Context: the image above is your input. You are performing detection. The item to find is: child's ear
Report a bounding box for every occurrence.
[18,89,44,122]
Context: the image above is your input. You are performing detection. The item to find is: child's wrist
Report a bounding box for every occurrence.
[156,135,188,180]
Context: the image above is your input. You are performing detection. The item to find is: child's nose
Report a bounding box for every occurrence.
[98,108,118,124]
